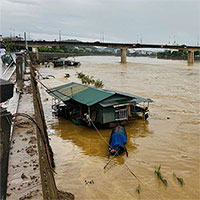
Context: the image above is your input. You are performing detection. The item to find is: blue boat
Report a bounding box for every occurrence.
[108,126,128,156]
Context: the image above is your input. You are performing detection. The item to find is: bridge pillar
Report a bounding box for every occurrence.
[188,50,194,65]
[121,48,127,63]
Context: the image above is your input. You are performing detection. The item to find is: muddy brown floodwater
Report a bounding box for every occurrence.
[38,56,200,200]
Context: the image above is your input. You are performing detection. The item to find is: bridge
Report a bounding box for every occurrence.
[2,40,200,65]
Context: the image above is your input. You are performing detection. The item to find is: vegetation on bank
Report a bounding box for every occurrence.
[38,46,116,56]
[157,50,187,59]
[157,50,200,60]
[2,38,16,52]
[2,38,27,52]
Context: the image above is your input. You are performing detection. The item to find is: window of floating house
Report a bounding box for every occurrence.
[115,106,128,121]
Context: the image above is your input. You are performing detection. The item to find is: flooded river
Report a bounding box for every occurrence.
[39,56,200,200]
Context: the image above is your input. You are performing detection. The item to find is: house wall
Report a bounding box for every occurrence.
[102,107,115,124]
[93,105,115,124]
[93,105,103,124]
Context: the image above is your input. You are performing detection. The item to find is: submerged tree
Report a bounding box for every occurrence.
[76,72,104,88]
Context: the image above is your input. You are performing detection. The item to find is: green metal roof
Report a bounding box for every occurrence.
[47,82,114,106]
[99,94,133,107]
[106,89,153,104]
[47,82,153,106]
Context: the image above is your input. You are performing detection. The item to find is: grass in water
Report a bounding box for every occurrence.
[136,184,141,194]
[155,165,168,186]
[173,173,184,186]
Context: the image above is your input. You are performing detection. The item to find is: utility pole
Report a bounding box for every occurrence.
[100,32,104,42]
[173,35,176,45]
[10,28,12,38]
[24,32,28,50]
[59,30,61,41]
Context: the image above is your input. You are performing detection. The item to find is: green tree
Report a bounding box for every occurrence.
[2,38,16,52]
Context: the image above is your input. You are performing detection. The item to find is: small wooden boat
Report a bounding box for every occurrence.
[108,126,128,157]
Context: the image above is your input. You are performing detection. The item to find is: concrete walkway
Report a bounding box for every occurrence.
[6,80,43,200]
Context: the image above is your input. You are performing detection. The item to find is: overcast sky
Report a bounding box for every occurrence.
[1,0,200,45]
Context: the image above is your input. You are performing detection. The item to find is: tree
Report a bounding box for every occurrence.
[2,38,16,52]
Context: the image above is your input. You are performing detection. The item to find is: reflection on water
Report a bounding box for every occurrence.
[50,117,151,160]
[39,56,200,200]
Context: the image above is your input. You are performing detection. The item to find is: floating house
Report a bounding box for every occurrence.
[47,82,153,127]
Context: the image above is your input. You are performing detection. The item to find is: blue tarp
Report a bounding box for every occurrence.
[109,132,127,151]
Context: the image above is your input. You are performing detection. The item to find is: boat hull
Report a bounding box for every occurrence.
[108,126,127,156]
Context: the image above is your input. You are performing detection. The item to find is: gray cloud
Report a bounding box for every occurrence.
[1,0,200,45]
[6,0,39,6]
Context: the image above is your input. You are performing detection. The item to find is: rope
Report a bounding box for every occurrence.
[88,116,142,182]
[104,149,119,170]
[89,119,111,148]
[90,119,164,198]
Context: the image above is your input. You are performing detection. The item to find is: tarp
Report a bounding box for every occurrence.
[109,132,127,151]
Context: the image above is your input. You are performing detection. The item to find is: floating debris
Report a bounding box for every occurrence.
[173,173,184,186]
[85,180,94,185]
[155,165,168,186]
[47,128,56,135]
[136,184,141,194]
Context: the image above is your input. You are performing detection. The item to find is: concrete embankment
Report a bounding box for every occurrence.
[0,108,12,199]
[3,61,74,199]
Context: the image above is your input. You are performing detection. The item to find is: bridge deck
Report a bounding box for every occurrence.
[1,40,200,51]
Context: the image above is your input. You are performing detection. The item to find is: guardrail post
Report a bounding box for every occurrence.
[33,47,39,61]
[16,52,24,90]
[16,53,23,80]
